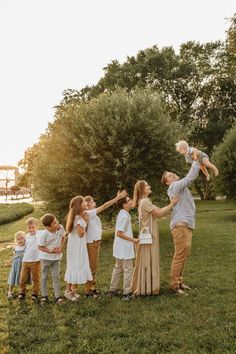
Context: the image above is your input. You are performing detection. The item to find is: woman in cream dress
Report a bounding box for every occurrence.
[131,180,178,296]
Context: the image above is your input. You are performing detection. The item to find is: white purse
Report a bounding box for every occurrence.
[139,227,153,244]
[138,200,153,245]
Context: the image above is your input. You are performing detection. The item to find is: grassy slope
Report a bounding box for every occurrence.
[0,201,236,354]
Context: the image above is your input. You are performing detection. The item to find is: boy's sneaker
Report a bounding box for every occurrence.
[107,290,118,297]
[64,291,77,301]
[40,296,49,304]
[85,292,99,299]
[55,296,65,304]
[93,289,101,295]
[7,292,14,300]
[122,294,132,301]
[31,294,38,301]
[18,293,25,300]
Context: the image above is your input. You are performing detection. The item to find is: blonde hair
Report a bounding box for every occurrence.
[66,195,84,233]
[133,180,147,208]
[175,140,189,153]
[25,217,38,226]
[161,171,169,185]
[14,231,26,243]
[85,195,93,203]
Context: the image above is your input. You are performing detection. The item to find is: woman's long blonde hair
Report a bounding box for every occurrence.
[132,180,147,207]
[66,195,84,233]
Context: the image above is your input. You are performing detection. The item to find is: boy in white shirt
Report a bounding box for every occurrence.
[109,196,139,301]
[38,214,65,304]
[18,217,41,300]
[85,190,126,298]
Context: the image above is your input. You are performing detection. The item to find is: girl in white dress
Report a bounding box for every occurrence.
[64,195,92,301]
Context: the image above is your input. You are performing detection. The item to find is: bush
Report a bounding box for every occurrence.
[212,123,236,198]
[30,89,185,217]
[0,203,34,225]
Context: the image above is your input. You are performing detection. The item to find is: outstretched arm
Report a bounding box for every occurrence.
[96,190,127,214]
[169,161,200,197]
[151,196,179,218]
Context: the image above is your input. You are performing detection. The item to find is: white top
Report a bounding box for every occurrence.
[14,245,26,252]
[38,225,65,261]
[22,231,42,262]
[86,208,102,243]
[113,209,135,260]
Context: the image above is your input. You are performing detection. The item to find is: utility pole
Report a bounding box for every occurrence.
[5,178,9,203]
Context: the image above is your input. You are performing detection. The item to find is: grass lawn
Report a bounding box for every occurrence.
[0,200,235,353]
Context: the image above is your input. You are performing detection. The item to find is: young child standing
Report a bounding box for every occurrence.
[109,196,139,301]
[7,231,26,299]
[38,214,65,304]
[64,195,92,301]
[18,217,41,300]
[175,140,219,181]
[85,190,127,298]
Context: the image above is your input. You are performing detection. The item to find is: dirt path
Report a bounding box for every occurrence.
[0,242,11,251]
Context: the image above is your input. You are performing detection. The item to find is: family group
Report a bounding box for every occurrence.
[7,140,218,302]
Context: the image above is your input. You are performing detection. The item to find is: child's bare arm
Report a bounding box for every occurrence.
[96,190,127,214]
[116,231,139,243]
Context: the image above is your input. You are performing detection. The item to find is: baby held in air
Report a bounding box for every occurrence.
[175,140,219,181]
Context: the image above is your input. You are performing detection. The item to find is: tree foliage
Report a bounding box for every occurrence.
[27,89,184,216]
[212,124,236,199]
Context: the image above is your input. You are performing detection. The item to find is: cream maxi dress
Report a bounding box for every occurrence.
[132,197,160,296]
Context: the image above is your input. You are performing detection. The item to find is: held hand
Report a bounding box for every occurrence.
[116,190,127,200]
[170,195,180,207]
[53,247,62,254]
[133,238,139,244]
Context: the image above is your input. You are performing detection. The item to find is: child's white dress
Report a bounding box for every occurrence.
[64,216,92,284]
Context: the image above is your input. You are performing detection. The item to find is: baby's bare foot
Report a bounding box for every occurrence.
[214,168,219,176]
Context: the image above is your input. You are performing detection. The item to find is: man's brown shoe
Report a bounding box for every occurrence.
[171,288,188,296]
[180,283,191,291]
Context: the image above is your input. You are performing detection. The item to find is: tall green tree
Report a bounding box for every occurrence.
[212,124,236,199]
[29,89,184,216]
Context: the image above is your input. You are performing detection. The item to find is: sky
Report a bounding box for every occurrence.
[0,0,235,168]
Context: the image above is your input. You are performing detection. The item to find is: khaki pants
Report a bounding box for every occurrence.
[85,240,101,294]
[19,261,41,295]
[170,225,193,290]
[110,258,133,295]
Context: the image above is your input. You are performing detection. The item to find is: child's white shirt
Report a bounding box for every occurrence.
[22,231,42,262]
[86,209,102,243]
[113,209,135,260]
[38,225,65,261]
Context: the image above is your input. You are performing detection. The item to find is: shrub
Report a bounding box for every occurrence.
[0,203,34,225]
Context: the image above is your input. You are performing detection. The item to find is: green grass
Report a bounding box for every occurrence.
[0,201,236,353]
[0,203,33,226]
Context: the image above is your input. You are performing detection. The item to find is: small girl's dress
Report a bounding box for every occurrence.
[7,245,26,286]
[64,216,92,284]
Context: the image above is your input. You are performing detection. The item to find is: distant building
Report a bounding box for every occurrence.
[0,166,19,189]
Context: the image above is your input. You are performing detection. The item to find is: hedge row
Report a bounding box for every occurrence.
[0,203,34,225]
